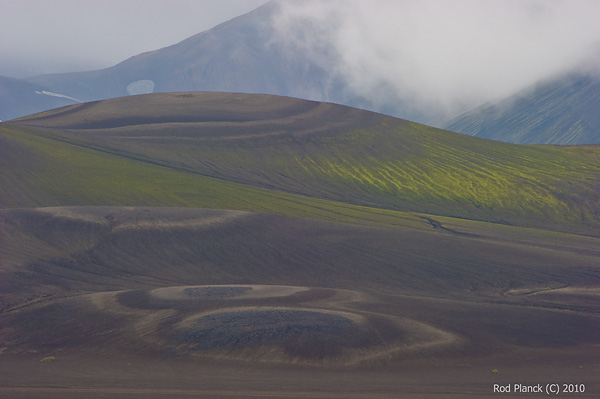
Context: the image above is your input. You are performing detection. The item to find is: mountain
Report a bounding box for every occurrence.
[5,2,338,118]
[4,0,598,142]
[2,93,599,397]
[2,1,433,124]
[0,75,81,121]
[445,72,600,144]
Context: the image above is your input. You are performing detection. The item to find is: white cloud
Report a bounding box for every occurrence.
[272,0,600,122]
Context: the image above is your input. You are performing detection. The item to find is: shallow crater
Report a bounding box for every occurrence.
[150,284,309,302]
[182,286,252,298]
[175,307,372,360]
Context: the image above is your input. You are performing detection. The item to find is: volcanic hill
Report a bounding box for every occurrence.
[1,93,599,398]
[5,92,600,234]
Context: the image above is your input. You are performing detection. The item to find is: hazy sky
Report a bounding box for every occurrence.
[0,0,268,78]
[2,0,599,120]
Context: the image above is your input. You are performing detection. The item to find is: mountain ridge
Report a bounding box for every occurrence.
[445,71,600,144]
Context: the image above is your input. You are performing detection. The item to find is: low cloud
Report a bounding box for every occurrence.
[271,0,600,123]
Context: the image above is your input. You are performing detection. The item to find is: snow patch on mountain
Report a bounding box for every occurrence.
[35,90,82,103]
[127,80,155,95]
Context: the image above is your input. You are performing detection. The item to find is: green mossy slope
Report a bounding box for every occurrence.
[0,124,426,229]
[9,92,600,234]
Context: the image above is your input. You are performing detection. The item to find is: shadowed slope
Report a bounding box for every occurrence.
[3,207,599,304]
[445,73,600,144]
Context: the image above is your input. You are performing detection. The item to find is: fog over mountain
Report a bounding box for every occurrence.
[445,69,600,144]
[2,0,599,127]
[270,0,600,124]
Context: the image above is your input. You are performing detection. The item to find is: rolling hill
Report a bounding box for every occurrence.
[445,72,600,144]
[7,92,600,234]
[1,93,600,398]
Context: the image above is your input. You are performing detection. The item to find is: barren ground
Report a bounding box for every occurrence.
[1,207,599,398]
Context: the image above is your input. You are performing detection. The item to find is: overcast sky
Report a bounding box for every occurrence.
[0,0,268,78]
